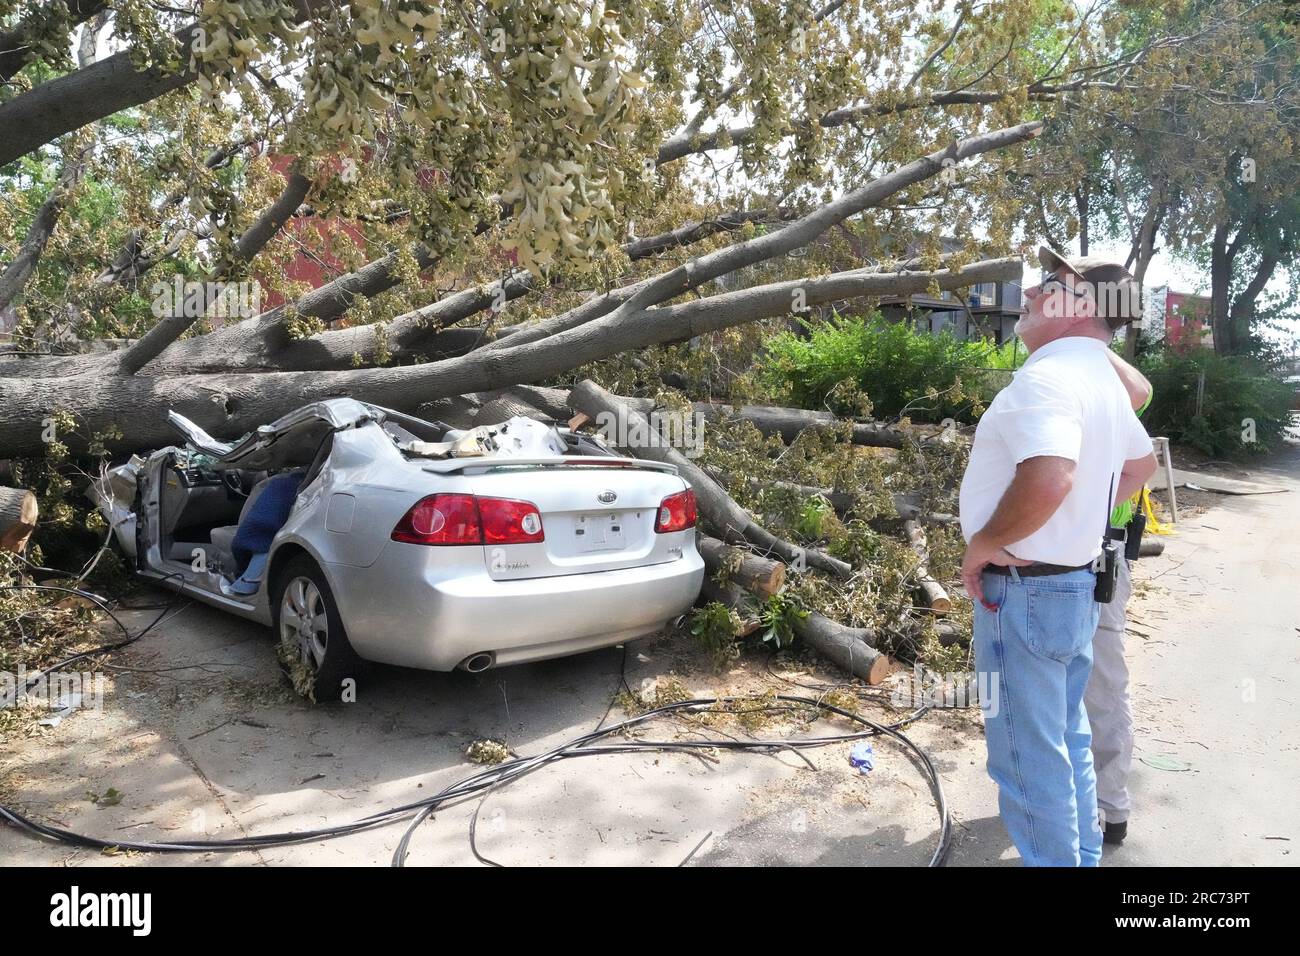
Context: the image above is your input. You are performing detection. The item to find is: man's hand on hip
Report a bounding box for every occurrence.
[961,532,1032,609]
[961,455,1074,608]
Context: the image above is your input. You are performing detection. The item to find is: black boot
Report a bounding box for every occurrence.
[1103,820,1128,846]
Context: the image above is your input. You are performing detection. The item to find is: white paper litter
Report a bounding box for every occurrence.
[38,692,84,728]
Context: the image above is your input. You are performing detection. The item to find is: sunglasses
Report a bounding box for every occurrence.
[1039,270,1091,299]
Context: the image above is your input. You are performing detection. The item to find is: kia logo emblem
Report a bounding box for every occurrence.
[597,490,617,503]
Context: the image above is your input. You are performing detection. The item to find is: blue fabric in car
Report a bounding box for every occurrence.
[231,472,303,572]
[225,552,268,596]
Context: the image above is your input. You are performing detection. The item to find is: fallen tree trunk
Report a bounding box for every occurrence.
[699,577,763,636]
[0,126,1033,456]
[568,379,853,579]
[792,611,891,685]
[0,256,1014,457]
[695,534,890,683]
[696,532,786,596]
[902,519,952,614]
[692,403,909,448]
[1138,538,1164,558]
[0,486,38,553]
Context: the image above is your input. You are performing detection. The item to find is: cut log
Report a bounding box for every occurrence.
[934,622,967,647]
[902,519,952,614]
[792,611,891,685]
[567,379,853,579]
[699,577,762,637]
[0,486,38,553]
[697,549,890,684]
[696,532,786,596]
[1138,538,1165,558]
[692,402,909,448]
[892,493,960,527]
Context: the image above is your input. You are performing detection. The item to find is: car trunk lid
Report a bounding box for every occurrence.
[423,458,689,580]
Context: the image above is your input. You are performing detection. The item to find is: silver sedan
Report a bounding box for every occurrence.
[91,399,705,700]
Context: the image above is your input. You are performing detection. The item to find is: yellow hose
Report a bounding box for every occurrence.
[1140,486,1175,535]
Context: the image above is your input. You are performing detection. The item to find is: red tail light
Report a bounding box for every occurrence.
[654,489,697,533]
[478,496,545,544]
[391,494,544,546]
[392,494,482,545]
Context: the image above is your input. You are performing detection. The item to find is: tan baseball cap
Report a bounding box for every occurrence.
[1037,245,1143,329]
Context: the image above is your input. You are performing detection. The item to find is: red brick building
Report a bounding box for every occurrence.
[1152,286,1214,351]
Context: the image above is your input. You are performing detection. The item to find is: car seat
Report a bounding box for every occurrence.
[209,476,275,573]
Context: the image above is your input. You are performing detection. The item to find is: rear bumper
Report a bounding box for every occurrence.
[325,545,704,671]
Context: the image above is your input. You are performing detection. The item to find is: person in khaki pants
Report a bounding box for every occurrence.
[1088,349,1152,848]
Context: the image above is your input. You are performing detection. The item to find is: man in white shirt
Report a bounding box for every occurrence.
[959,247,1158,866]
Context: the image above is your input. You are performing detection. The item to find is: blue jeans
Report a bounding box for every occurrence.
[973,567,1103,867]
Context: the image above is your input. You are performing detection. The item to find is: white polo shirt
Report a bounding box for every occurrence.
[958,337,1153,566]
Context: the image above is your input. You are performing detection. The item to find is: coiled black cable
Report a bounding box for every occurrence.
[2,581,951,867]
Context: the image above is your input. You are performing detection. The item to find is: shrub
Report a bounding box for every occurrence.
[757,310,1003,422]
[1138,347,1294,458]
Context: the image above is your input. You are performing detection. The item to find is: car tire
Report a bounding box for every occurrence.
[272,555,363,704]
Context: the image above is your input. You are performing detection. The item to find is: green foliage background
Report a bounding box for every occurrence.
[1137,348,1295,458]
[756,310,1021,423]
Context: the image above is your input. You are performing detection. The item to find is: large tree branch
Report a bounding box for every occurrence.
[114,162,314,375]
[184,202,782,373]
[0,256,1021,455]
[0,24,196,168]
[230,167,313,266]
[660,83,1064,165]
[626,122,1041,326]
[1,119,1037,380]
[0,1,327,167]
[0,0,107,82]
[8,196,782,377]
[0,139,91,311]
[621,207,793,260]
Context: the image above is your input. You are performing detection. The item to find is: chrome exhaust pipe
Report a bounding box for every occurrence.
[459,652,494,673]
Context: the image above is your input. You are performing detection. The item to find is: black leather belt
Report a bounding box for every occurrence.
[985,561,1093,577]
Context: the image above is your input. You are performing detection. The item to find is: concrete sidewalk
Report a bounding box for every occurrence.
[0,596,960,866]
[1104,439,1300,865]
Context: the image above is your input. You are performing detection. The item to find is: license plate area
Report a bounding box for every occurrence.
[575,512,625,552]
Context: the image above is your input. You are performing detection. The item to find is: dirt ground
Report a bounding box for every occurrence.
[2,432,1296,867]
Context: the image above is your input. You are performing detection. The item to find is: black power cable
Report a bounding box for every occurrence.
[1,693,949,866]
[1,574,184,694]
[1,579,951,867]
[438,696,949,868]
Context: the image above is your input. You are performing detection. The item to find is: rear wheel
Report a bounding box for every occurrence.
[272,555,362,703]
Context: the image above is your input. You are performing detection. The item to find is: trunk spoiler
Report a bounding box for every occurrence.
[420,455,679,476]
